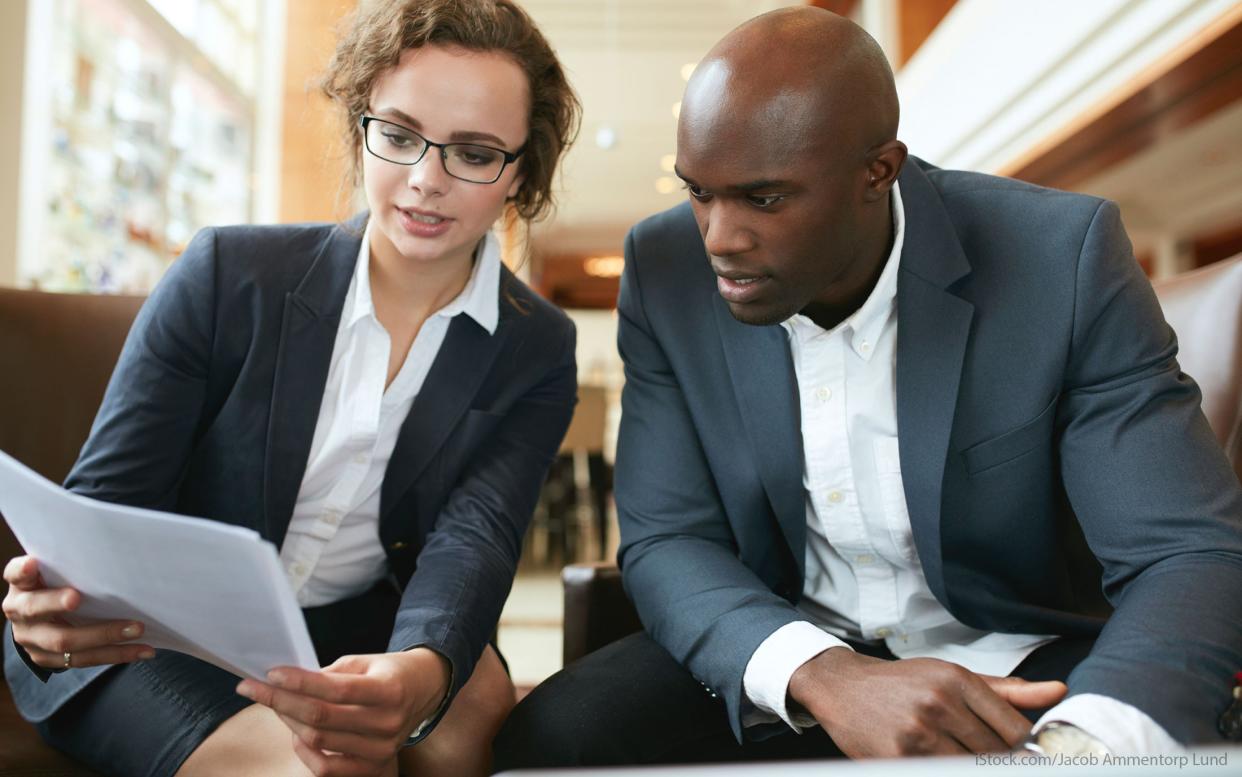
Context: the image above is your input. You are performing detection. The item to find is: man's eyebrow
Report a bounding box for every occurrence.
[673,168,788,193]
[372,107,511,148]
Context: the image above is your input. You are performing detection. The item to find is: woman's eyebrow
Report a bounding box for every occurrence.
[372,107,510,147]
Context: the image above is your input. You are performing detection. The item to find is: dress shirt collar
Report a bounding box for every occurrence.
[781,181,906,361]
[344,226,501,335]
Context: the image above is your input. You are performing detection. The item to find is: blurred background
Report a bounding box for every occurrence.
[1,0,1240,689]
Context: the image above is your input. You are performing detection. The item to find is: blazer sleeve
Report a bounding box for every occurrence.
[1055,200,1242,744]
[387,315,577,737]
[13,228,219,682]
[64,228,219,508]
[614,227,803,742]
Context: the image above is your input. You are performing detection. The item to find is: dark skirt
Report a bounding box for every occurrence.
[36,580,404,777]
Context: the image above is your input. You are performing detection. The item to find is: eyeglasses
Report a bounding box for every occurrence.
[359,115,525,185]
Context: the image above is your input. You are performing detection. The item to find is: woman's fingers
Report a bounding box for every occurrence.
[23,642,155,670]
[2,586,80,623]
[17,618,145,653]
[2,555,42,587]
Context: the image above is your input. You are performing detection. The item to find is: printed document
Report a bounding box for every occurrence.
[0,450,318,679]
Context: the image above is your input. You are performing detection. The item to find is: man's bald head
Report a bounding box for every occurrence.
[681,7,898,163]
[675,7,908,331]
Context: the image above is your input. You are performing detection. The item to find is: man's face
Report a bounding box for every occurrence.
[675,69,873,327]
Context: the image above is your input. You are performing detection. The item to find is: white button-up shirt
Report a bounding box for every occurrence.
[279,227,500,608]
[741,183,1178,754]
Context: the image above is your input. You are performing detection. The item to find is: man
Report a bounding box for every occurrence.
[494,7,1242,767]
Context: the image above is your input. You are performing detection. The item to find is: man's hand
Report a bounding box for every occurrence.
[237,648,451,777]
[2,555,153,669]
[789,647,1066,758]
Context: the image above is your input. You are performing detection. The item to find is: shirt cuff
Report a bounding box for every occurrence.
[1034,693,1183,754]
[742,620,850,732]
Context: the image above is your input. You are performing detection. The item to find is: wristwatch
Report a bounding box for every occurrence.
[1023,721,1111,756]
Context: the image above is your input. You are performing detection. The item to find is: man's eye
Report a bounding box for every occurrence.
[747,194,784,208]
[684,183,711,201]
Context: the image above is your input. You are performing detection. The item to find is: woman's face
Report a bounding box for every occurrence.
[363,44,529,272]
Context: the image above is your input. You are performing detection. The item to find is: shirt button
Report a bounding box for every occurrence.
[860,340,872,353]
[323,510,341,525]
[290,563,307,577]
[855,554,874,565]
[352,453,367,465]
[876,627,892,638]
[828,491,843,504]
[816,386,831,402]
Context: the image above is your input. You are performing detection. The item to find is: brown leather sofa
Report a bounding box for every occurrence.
[0,288,143,776]
[560,254,1242,666]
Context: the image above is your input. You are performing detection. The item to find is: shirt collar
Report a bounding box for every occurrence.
[344,226,501,335]
[781,180,905,361]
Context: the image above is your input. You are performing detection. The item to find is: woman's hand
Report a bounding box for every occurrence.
[2,555,153,669]
[237,647,451,777]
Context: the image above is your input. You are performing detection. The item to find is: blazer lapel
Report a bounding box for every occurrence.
[379,311,507,523]
[713,298,806,576]
[263,220,361,546]
[893,163,974,606]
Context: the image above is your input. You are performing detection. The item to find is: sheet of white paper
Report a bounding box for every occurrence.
[0,450,318,679]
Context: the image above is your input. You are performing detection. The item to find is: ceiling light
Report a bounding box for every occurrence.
[595,125,618,150]
[660,154,676,173]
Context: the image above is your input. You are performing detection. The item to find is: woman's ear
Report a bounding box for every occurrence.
[506,169,525,200]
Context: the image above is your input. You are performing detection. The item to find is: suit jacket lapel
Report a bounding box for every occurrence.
[380,312,507,523]
[894,163,974,606]
[713,298,806,577]
[263,219,362,546]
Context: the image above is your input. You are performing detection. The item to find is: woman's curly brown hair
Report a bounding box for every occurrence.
[320,0,580,223]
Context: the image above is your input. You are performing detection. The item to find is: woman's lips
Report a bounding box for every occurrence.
[396,206,452,238]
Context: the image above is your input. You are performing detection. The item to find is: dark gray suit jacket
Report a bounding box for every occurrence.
[4,215,577,731]
[615,158,1242,743]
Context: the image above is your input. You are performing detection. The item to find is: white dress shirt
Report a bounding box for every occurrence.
[279,227,500,608]
[741,183,1179,754]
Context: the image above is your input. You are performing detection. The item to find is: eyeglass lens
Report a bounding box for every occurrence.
[365,119,509,183]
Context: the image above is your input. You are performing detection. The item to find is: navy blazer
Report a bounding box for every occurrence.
[615,158,1242,743]
[5,214,577,730]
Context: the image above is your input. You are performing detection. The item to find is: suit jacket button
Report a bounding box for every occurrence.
[390,541,408,550]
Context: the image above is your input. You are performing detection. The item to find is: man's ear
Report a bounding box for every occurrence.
[863,140,907,202]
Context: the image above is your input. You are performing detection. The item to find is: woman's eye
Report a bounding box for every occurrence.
[460,150,499,166]
[382,132,414,148]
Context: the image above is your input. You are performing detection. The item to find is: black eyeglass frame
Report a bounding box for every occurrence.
[358,115,526,184]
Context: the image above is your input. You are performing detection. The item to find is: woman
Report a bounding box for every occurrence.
[2,1,580,775]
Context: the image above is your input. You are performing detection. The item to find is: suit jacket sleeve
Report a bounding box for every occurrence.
[1056,200,1242,744]
[12,228,219,682]
[388,316,577,737]
[615,227,804,741]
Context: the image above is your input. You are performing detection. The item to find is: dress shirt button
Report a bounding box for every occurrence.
[827,490,843,504]
[352,453,367,465]
[854,554,874,565]
[876,627,892,638]
[816,386,831,402]
[860,340,872,353]
[290,563,308,577]
[322,510,341,525]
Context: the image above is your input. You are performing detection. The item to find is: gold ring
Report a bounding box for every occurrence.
[62,651,71,669]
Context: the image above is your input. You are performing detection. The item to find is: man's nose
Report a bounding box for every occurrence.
[702,203,755,258]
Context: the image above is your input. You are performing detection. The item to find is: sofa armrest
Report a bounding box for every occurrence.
[561,562,642,666]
